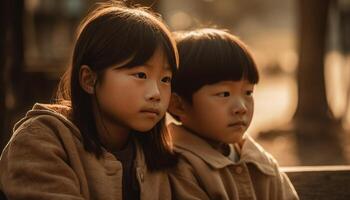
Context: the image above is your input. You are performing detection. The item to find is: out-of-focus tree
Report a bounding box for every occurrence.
[0,0,7,150]
[11,0,25,112]
[0,0,24,151]
[338,0,350,124]
[294,0,346,164]
[295,0,334,133]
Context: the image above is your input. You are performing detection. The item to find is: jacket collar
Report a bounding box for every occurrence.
[15,103,82,140]
[168,123,276,176]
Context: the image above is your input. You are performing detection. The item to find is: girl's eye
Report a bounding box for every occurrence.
[161,76,172,83]
[217,91,230,97]
[133,72,147,79]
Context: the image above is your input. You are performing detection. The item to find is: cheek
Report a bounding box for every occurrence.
[247,99,254,115]
[99,77,139,106]
[193,100,222,123]
[245,99,254,123]
[160,86,171,104]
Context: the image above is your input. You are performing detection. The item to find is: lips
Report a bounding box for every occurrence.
[140,107,160,116]
[228,121,247,127]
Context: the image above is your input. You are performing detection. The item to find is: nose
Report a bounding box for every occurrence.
[145,81,161,102]
[232,98,247,115]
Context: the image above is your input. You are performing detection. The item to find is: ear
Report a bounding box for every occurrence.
[79,65,97,94]
[168,93,188,121]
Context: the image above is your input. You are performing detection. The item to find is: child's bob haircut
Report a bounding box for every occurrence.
[172,28,259,103]
[56,2,178,171]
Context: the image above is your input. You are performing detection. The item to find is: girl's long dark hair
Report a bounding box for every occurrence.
[56,2,178,171]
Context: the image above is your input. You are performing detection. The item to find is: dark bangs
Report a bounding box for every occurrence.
[122,23,178,74]
[78,8,177,75]
[173,29,259,103]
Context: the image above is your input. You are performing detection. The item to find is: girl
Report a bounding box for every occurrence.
[0,2,178,200]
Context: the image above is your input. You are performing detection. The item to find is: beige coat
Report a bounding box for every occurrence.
[0,104,171,200]
[168,124,299,200]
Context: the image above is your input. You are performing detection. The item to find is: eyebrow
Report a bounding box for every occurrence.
[210,81,250,88]
[163,64,171,71]
[142,63,171,71]
[213,82,232,87]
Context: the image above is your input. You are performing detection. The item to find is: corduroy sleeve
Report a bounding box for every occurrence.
[0,123,84,200]
[168,157,210,200]
[274,165,299,200]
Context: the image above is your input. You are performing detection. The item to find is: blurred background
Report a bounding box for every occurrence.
[1,0,350,166]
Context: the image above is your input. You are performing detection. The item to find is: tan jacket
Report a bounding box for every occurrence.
[0,104,171,200]
[168,124,298,200]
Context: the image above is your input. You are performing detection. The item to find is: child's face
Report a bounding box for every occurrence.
[181,80,254,144]
[96,47,172,132]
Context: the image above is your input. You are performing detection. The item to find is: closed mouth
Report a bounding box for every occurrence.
[228,121,246,127]
[140,108,160,115]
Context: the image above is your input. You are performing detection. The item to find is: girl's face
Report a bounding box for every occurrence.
[96,47,172,132]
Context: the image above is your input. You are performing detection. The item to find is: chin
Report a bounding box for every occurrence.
[227,133,244,143]
[129,117,163,133]
[131,123,156,133]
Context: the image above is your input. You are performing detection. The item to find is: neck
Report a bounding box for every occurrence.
[93,108,130,152]
[98,120,130,151]
[182,124,224,147]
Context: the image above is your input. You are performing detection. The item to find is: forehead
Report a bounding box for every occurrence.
[144,47,171,71]
[203,80,253,89]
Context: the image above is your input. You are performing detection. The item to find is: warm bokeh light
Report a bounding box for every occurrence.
[248,75,298,137]
[325,51,350,119]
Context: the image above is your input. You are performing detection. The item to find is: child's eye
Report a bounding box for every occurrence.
[246,90,253,96]
[161,76,172,83]
[216,92,230,97]
[133,72,147,79]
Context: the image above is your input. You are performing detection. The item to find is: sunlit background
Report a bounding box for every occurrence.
[1,0,350,166]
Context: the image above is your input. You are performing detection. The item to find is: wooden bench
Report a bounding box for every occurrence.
[283,165,350,200]
[1,166,349,199]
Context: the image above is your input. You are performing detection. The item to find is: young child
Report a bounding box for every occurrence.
[0,2,178,200]
[168,28,299,200]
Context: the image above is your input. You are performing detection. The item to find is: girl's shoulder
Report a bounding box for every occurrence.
[10,103,81,146]
[0,105,89,200]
